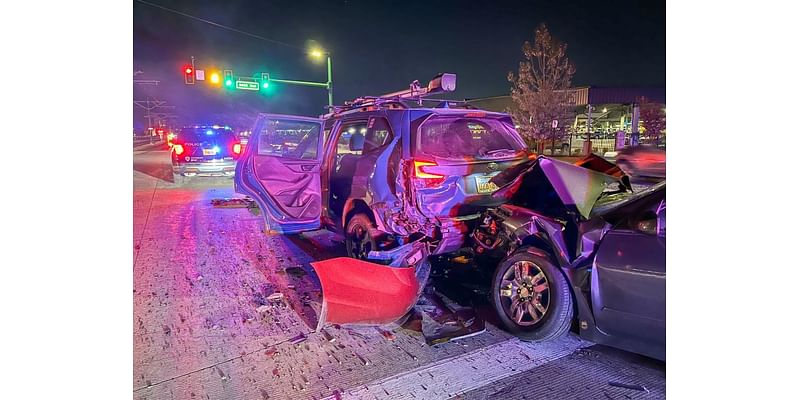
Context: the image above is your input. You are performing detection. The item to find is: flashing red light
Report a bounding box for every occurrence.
[184,67,193,74]
[232,143,242,155]
[413,160,445,186]
[173,144,185,155]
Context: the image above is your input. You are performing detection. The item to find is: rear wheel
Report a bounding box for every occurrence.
[490,249,573,342]
[345,214,379,261]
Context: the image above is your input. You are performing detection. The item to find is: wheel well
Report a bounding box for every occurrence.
[343,199,376,229]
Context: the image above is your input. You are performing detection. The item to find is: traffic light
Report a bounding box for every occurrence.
[209,71,220,85]
[261,73,270,89]
[223,70,234,87]
[183,65,195,84]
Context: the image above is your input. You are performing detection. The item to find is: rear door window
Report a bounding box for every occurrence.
[416,116,524,159]
[257,119,321,160]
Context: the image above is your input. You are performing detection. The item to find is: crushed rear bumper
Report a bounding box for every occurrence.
[310,240,430,328]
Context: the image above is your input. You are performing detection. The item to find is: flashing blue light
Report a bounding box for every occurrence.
[206,130,214,135]
[213,146,220,153]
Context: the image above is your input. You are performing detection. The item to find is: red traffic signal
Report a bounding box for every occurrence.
[183,65,195,84]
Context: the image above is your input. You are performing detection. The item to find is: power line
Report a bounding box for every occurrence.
[135,0,306,52]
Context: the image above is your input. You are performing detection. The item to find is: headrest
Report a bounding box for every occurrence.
[349,133,365,151]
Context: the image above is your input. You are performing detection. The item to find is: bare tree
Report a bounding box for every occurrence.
[508,24,576,155]
[638,97,666,145]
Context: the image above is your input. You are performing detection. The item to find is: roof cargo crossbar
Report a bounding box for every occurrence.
[325,73,457,116]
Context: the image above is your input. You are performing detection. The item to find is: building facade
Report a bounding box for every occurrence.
[467,87,666,156]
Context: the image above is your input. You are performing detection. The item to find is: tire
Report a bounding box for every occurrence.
[345,213,379,260]
[172,172,186,186]
[490,249,573,342]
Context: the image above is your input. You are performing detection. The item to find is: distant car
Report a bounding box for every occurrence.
[171,126,244,185]
[602,150,618,160]
[615,144,666,178]
[473,158,666,360]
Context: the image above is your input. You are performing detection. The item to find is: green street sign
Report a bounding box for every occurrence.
[235,80,259,91]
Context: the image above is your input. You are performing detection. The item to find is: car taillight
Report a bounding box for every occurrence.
[173,144,185,155]
[233,143,242,155]
[413,160,445,187]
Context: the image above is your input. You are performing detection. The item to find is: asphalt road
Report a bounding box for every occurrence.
[133,147,665,400]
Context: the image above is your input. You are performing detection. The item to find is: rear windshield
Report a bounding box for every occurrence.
[416,116,524,159]
[178,127,236,142]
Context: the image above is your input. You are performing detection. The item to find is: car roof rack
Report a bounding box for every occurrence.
[323,73,458,117]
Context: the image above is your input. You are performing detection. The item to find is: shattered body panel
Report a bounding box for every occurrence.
[310,240,430,328]
[476,156,666,360]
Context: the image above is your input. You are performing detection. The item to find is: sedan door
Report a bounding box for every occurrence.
[234,114,325,234]
[592,189,666,348]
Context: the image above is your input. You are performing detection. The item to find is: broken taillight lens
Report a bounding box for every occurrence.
[173,144,185,156]
[413,160,445,187]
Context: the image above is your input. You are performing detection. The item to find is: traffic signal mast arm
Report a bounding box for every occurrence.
[267,77,328,88]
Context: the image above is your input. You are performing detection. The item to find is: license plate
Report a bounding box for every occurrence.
[475,175,499,194]
[202,149,217,156]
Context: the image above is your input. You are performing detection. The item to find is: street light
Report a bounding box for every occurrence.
[309,47,333,107]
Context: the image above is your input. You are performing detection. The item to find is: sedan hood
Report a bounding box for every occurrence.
[491,156,621,220]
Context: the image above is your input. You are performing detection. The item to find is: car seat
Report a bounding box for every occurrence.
[330,133,364,215]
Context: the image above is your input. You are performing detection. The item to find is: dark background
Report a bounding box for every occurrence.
[134,0,665,129]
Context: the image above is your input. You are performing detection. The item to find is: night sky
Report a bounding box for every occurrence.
[134,0,665,129]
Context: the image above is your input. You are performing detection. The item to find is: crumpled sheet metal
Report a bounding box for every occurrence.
[310,257,419,329]
[538,158,618,219]
[493,156,619,221]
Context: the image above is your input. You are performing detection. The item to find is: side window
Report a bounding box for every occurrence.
[363,117,394,154]
[257,119,320,160]
[334,121,368,172]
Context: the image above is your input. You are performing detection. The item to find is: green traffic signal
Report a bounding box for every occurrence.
[225,79,233,87]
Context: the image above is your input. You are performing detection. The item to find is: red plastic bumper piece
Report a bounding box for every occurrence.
[310,257,420,328]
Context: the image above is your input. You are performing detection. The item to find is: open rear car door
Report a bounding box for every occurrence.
[235,113,324,233]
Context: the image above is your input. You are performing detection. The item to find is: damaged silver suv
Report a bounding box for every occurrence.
[235,73,530,258]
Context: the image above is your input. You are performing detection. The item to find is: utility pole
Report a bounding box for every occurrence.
[326,54,333,107]
[133,98,174,143]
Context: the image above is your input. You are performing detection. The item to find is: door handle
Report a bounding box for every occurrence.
[301,164,314,172]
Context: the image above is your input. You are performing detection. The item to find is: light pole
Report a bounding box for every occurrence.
[310,49,333,107]
[264,48,334,109]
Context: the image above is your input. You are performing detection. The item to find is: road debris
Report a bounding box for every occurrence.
[289,333,307,345]
[375,327,396,341]
[211,197,256,208]
[267,292,285,302]
[608,381,649,392]
[256,305,271,313]
[320,328,336,342]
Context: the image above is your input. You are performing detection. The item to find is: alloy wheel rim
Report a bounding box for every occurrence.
[498,260,550,326]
